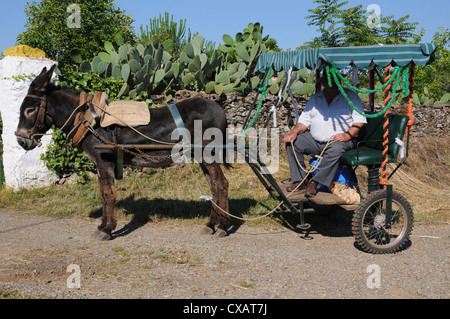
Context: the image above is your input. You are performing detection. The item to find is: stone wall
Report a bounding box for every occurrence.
[172,90,449,137]
[402,104,449,137]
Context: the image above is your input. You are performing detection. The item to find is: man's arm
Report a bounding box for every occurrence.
[283,122,308,143]
[334,123,365,142]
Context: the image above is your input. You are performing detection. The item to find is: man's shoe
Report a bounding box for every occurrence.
[305,180,319,197]
[286,180,307,192]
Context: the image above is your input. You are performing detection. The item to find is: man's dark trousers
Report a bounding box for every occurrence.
[286,131,356,188]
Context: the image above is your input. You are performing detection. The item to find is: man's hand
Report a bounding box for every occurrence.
[334,133,352,142]
[334,123,365,142]
[283,123,308,143]
[283,131,298,143]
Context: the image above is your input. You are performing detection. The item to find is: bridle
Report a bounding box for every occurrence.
[15,90,53,147]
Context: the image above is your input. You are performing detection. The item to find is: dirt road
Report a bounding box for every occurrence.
[0,209,448,299]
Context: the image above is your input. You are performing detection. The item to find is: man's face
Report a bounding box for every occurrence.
[319,76,339,91]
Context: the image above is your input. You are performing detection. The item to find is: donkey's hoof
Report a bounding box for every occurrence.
[214,228,228,238]
[91,229,102,239]
[96,232,112,241]
[201,226,214,235]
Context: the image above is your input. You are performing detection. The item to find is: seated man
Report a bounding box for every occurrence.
[283,74,367,197]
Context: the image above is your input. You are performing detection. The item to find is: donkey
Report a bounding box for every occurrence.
[15,65,231,240]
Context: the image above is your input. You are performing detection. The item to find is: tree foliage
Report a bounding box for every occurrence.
[414,28,450,100]
[381,15,419,44]
[305,0,348,47]
[303,0,419,47]
[16,0,136,73]
[337,4,380,46]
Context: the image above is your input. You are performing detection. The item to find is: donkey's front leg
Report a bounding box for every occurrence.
[200,163,230,238]
[94,164,117,241]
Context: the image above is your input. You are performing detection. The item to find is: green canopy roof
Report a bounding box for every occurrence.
[256,43,439,72]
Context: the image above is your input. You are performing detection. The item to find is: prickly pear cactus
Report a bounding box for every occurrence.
[79,37,179,100]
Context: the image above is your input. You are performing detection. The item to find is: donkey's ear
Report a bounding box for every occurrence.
[47,64,56,77]
[30,64,56,92]
[32,67,48,83]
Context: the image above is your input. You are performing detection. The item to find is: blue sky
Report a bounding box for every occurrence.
[1,0,448,55]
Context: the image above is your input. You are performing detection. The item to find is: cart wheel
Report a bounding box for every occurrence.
[352,189,413,254]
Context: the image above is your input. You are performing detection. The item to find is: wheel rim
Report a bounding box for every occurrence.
[361,198,408,249]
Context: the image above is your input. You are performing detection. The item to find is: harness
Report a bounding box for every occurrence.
[68,91,107,146]
[167,104,186,131]
[15,90,53,147]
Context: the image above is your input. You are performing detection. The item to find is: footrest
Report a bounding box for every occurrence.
[278,183,347,205]
[277,183,307,200]
[308,192,347,206]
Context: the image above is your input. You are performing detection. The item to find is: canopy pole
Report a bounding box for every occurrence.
[315,69,322,93]
[369,68,375,112]
[406,62,416,137]
[380,64,392,186]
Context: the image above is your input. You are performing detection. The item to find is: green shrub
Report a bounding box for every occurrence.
[58,71,125,100]
[40,127,95,184]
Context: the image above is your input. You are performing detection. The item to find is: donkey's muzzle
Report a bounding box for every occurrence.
[16,136,37,151]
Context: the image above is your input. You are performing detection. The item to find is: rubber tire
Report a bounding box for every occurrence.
[352,189,414,254]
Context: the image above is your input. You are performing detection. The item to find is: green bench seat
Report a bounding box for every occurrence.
[340,114,409,166]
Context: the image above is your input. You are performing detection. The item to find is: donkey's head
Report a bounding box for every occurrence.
[15,64,56,150]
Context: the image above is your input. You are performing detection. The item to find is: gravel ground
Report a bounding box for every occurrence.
[0,209,448,299]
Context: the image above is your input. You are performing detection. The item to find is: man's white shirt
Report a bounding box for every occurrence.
[298,88,367,142]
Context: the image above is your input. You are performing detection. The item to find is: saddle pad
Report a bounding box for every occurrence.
[100,100,150,128]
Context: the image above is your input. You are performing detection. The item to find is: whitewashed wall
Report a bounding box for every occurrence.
[0,56,59,190]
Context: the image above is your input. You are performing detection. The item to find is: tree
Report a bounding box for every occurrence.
[16,0,136,73]
[303,0,419,48]
[381,15,418,44]
[337,5,380,46]
[414,28,450,100]
[305,0,349,47]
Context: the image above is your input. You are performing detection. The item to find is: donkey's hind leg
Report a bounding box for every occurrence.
[199,163,218,235]
[199,162,230,237]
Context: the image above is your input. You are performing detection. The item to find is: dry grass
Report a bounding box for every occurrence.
[0,134,448,226]
[353,134,450,223]
[387,134,450,223]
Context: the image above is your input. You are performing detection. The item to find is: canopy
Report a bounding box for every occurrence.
[256,43,439,72]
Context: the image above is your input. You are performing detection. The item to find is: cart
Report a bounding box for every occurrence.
[241,43,439,254]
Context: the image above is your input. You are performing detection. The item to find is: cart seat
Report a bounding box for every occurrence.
[340,114,409,166]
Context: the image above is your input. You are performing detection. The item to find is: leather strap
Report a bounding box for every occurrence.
[167,104,186,130]
[15,92,48,143]
[71,91,109,146]
[88,101,101,125]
